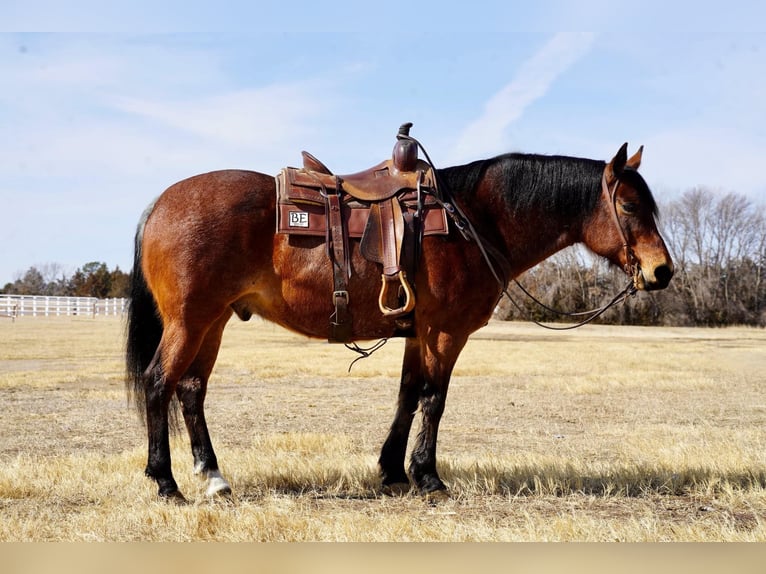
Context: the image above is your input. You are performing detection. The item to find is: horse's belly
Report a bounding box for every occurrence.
[257,238,399,340]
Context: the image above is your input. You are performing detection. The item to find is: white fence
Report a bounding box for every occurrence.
[0,295,128,320]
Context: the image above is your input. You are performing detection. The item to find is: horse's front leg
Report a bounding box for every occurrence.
[408,331,467,495]
[379,338,422,491]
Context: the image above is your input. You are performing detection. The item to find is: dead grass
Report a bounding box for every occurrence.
[0,316,765,540]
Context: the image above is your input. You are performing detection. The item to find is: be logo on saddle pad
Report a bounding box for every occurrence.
[288,211,309,229]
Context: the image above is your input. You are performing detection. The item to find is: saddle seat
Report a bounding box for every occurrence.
[301,151,434,203]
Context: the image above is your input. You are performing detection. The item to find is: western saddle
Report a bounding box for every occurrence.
[276,123,449,342]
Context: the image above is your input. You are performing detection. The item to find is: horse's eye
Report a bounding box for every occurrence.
[621,202,637,214]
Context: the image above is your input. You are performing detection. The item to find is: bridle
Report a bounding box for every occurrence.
[601,170,641,285]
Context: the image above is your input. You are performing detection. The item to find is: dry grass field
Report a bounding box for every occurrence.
[1,315,765,541]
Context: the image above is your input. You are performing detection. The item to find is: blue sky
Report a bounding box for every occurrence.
[1,2,765,285]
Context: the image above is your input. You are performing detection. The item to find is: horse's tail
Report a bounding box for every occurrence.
[125,212,163,425]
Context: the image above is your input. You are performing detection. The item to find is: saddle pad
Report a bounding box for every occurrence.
[275,167,449,238]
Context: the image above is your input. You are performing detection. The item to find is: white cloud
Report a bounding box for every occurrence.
[448,32,595,164]
[0,36,339,180]
[112,82,328,149]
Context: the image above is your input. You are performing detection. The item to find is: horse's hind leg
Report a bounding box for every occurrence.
[143,318,212,501]
[143,353,182,500]
[175,311,233,497]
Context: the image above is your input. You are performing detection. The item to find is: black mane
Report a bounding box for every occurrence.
[437,153,657,218]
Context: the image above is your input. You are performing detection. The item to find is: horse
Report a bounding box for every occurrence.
[125,140,673,501]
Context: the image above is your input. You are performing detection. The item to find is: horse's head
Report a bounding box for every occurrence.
[583,143,673,291]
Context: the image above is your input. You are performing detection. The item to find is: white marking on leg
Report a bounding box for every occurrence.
[205,469,232,497]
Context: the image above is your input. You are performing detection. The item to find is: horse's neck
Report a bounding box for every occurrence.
[493,183,597,276]
[505,210,582,276]
[443,155,600,277]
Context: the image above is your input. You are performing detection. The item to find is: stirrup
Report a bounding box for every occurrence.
[378,271,416,317]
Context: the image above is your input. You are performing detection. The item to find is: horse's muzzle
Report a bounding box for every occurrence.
[636,263,674,291]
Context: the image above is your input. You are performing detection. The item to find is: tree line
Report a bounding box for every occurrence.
[3,187,764,326]
[2,261,131,299]
[496,187,766,327]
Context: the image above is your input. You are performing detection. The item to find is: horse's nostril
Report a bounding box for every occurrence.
[654,264,673,287]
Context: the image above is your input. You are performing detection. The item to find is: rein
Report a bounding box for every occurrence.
[402,133,640,330]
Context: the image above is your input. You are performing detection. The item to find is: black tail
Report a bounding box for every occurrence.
[125,223,163,424]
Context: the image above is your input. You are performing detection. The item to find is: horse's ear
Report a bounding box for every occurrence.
[607,142,629,179]
[626,145,643,170]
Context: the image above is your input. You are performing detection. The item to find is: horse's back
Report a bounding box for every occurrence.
[144,169,276,255]
[154,169,276,216]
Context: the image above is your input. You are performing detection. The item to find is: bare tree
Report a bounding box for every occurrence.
[662,188,765,325]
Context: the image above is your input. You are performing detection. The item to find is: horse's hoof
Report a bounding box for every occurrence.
[160,490,188,505]
[381,482,411,496]
[208,489,235,505]
[206,482,233,498]
[423,489,451,505]
[205,471,232,498]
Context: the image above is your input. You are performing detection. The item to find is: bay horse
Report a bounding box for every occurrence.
[126,140,673,501]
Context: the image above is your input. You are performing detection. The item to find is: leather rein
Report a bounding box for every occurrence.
[403,134,640,331]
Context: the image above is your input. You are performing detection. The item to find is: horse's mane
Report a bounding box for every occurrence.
[437,153,657,218]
